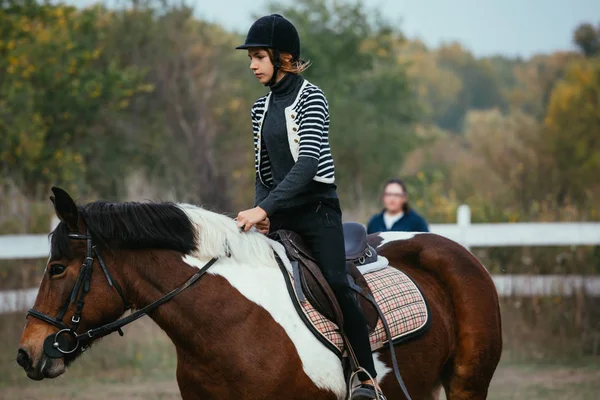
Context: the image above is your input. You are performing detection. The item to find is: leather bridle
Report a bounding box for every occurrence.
[27,230,217,359]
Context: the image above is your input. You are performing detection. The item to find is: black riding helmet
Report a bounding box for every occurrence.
[236,14,301,86]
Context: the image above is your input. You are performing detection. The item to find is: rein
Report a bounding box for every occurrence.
[27,231,217,359]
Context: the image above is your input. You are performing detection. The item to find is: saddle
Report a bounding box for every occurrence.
[270,222,380,333]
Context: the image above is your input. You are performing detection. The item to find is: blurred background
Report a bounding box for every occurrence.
[1,0,599,398]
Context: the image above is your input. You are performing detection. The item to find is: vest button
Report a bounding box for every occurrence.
[292,127,297,132]
[291,114,295,119]
[294,139,299,143]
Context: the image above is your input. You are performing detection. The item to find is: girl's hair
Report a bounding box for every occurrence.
[383,178,411,213]
[266,48,311,74]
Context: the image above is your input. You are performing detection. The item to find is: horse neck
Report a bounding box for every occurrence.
[113,249,228,352]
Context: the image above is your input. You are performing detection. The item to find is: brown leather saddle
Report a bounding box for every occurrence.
[270,222,380,333]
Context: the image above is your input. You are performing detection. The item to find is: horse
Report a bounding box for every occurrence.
[16,187,502,399]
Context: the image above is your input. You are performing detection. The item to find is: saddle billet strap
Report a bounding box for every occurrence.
[290,260,306,302]
[348,284,413,400]
[273,253,342,357]
[277,231,345,327]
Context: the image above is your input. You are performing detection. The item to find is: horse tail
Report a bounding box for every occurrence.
[374,232,503,397]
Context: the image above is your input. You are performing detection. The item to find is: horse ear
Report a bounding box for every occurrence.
[51,187,80,231]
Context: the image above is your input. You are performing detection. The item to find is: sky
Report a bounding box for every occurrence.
[72,0,599,58]
[193,0,598,58]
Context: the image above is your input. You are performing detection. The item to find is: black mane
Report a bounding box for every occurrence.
[51,201,197,259]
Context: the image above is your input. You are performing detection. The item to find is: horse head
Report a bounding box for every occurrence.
[17,187,128,380]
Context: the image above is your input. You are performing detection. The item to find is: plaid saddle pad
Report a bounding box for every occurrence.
[290,266,429,352]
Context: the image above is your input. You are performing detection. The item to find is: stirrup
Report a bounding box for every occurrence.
[350,383,387,400]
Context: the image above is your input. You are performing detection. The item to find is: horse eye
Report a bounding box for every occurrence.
[49,264,66,277]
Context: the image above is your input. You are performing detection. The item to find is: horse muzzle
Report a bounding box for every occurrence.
[17,346,66,380]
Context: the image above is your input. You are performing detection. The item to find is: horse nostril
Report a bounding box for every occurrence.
[17,348,32,370]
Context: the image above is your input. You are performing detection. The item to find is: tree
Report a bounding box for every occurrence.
[269,0,419,204]
[101,3,260,210]
[574,23,600,58]
[398,40,464,131]
[435,42,508,131]
[543,58,600,208]
[0,1,148,199]
[509,52,579,119]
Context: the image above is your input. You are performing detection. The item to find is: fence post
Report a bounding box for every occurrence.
[457,204,471,250]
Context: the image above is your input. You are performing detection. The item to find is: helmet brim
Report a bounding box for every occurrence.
[235,43,271,50]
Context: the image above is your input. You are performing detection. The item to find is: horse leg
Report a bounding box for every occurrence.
[441,342,501,400]
[409,235,503,400]
[439,280,502,399]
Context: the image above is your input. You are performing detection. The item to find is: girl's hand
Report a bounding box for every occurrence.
[255,217,270,235]
[237,207,268,232]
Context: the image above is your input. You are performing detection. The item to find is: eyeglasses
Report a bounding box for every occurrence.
[383,192,405,198]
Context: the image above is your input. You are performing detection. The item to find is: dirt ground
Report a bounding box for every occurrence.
[2,361,600,400]
[3,313,598,400]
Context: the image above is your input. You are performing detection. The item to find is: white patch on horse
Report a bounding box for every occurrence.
[373,352,391,385]
[183,255,346,398]
[377,231,419,247]
[178,204,276,267]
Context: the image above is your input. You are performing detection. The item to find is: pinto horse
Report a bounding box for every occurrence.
[16,187,502,399]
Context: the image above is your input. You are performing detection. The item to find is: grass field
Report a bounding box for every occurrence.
[2,313,599,400]
[3,306,600,400]
[2,359,600,399]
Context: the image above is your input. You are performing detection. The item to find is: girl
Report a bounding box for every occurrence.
[235,14,385,400]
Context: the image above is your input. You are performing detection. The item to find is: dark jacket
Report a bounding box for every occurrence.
[366,209,429,234]
[252,74,337,215]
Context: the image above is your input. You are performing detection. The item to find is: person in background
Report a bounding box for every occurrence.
[367,178,429,234]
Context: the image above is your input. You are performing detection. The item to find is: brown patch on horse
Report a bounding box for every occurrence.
[140,251,337,400]
[19,189,501,399]
[19,239,124,369]
[375,233,502,399]
[20,243,337,399]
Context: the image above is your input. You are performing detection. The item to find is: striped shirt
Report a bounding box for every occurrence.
[251,79,335,187]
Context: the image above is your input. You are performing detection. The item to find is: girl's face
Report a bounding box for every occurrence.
[248,48,274,85]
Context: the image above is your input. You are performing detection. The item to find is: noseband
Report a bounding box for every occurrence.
[27,230,217,359]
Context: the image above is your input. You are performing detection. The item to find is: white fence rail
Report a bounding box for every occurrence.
[0,288,38,314]
[0,234,50,260]
[1,205,599,314]
[430,205,600,249]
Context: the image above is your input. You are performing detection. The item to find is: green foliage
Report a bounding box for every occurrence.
[0,0,598,228]
[399,41,463,131]
[543,58,600,206]
[97,4,260,209]
[401,41,508,132]
[0,0,599,364]
[0,1,149,198]
[574,22,600,57]
[270,0,419,203]
[435,43,507,131]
